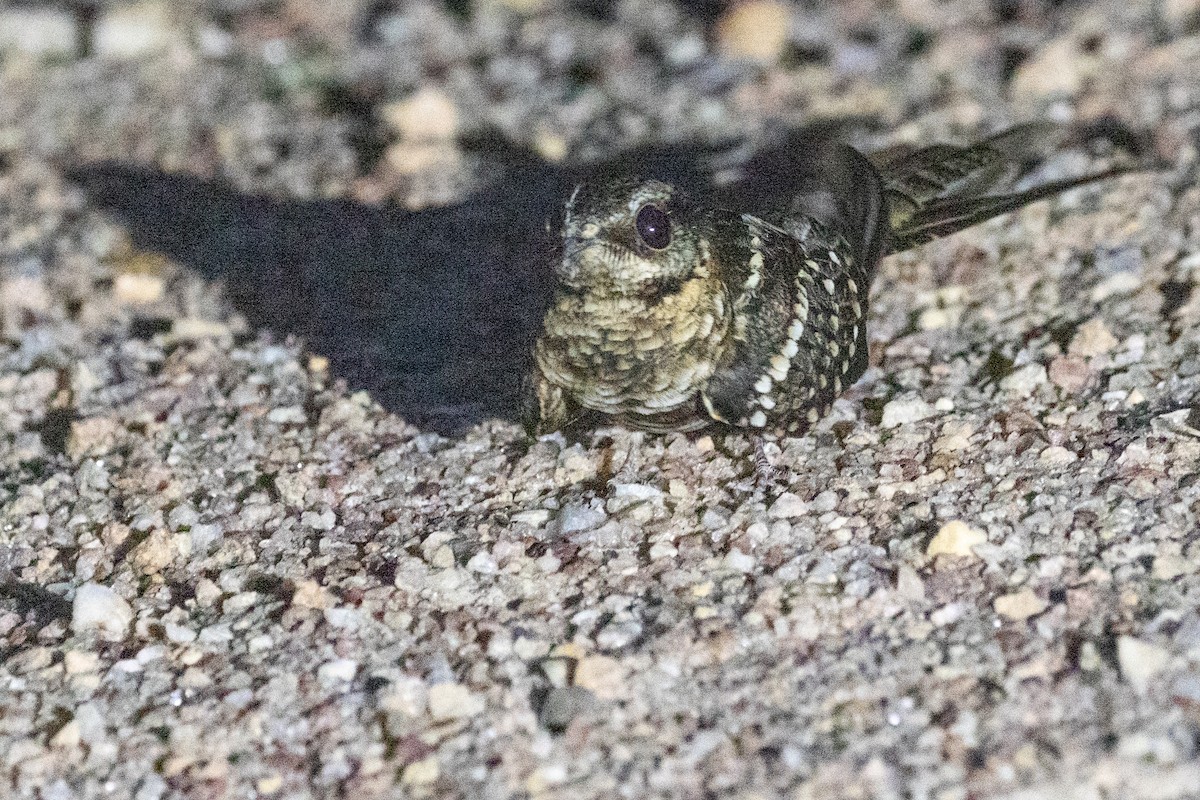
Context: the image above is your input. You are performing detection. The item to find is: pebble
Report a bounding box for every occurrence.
[539,686,594,732]
[164,623,197,644]
[291,580,332,610]
[1152,554,1190,580]
[95,1,181,58]
[768,492,808,519]
[558,502,607,533]
[993,589,1048,621]
[1048,355,1092,393]
[64,650,99,675]
[723,549,756,574]
[716,0,791,63]
[113,272,165,304]
[381,88,459,141]
[1118,636,1172,695]
[71,583,133,640]
[1039,445,1078,465]
[1000,364,1048,397]
[318,659,359,685]
[926,521,986,559]
[0,9,75,55]
[401,756,440,786]
[573,655,624,700]
[881,395,937,429]
[1068,319,1119,358]
[1011,37,1088,99]
[428,682,484,720]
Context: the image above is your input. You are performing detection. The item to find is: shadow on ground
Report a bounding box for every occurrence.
[71,125,857,434]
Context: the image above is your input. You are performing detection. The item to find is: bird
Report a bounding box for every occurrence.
[525,122,1137,437]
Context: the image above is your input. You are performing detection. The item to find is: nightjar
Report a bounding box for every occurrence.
[527,123,1133,436]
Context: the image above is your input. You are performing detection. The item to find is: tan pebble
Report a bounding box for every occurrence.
[291,579,331,610]
[1048,354,1092,393]
[401,756,440,786]
[716,0,790,62]
[926,520,986,559]
[574,655,625,700]
[114,272,165,304]
[1117,636,1171,695]
[381,87,458,141]
[256,773,284,795]
[1068,318,1119,358]
[994,588,1048,621]
[50,721,81,749]
[1011,37,1088,99]
[64,650,99,675]
[428,682,484,720]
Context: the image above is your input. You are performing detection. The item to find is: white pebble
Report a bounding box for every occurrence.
[71,583,133,640]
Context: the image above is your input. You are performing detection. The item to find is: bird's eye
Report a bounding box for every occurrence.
[635,204,671,250]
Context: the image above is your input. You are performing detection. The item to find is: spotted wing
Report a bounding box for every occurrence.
[701,217,871,435]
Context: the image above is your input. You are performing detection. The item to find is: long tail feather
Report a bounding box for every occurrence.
[875,122,1142,254]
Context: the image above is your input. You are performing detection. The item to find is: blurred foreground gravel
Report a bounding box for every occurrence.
[3,1,1200,798]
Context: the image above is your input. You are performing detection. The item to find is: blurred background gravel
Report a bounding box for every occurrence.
[2,1,1200,798]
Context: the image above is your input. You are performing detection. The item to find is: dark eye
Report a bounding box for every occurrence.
[635,204,671,250]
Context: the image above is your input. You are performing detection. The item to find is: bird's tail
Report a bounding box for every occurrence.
[873,122,1140,254]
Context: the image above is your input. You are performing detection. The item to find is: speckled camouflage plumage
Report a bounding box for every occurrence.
[527,124,1131,436]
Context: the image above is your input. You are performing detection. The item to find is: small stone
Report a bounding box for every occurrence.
[291,580,331,610]
[511,509,551,528]
[557,502,606,534]
[50,721,81,749]
[1164,0,1200,29]
[466,551,499,574]
[573,655,624,700]
[95,1,180,58]
[926,521,986,559]
[113,272,165,304]
[612,483,663,501]
[167,318,231,342]
[222,591,259,616]
[1000,363,1047,397]
[1153,554,1190,580]
[994,589,1048,621]
[381,88,458,141]
[8,647,53,674]
[177,666,212,690]
[881,395,937,428]
[647,540,678,560]
[897,565,925,601]
[401,756,440,786]
[768,492,808,519]
[317,659,359,685]
[64,650,99,674]
[933,422,973,453]
[428,682,484,720]
[1011,37,1088,99]
[1118,636,1171,695]
[539,686,595,733]
[1048,355,1092,393]
[67,417,122,460]
[71,583,133,640]
[0,9,75,55]
[723,549,756,573]
[1039,445,1078,465]
[256,773,283,795]
[716,0,790,62]
[1069,318,1119,358]
[164,623,196,643]
[267,406,307,425]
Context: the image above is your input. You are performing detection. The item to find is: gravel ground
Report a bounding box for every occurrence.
[3,1,1200,798]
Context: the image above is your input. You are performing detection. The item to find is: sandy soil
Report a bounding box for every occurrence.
[2,1,1200,798]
